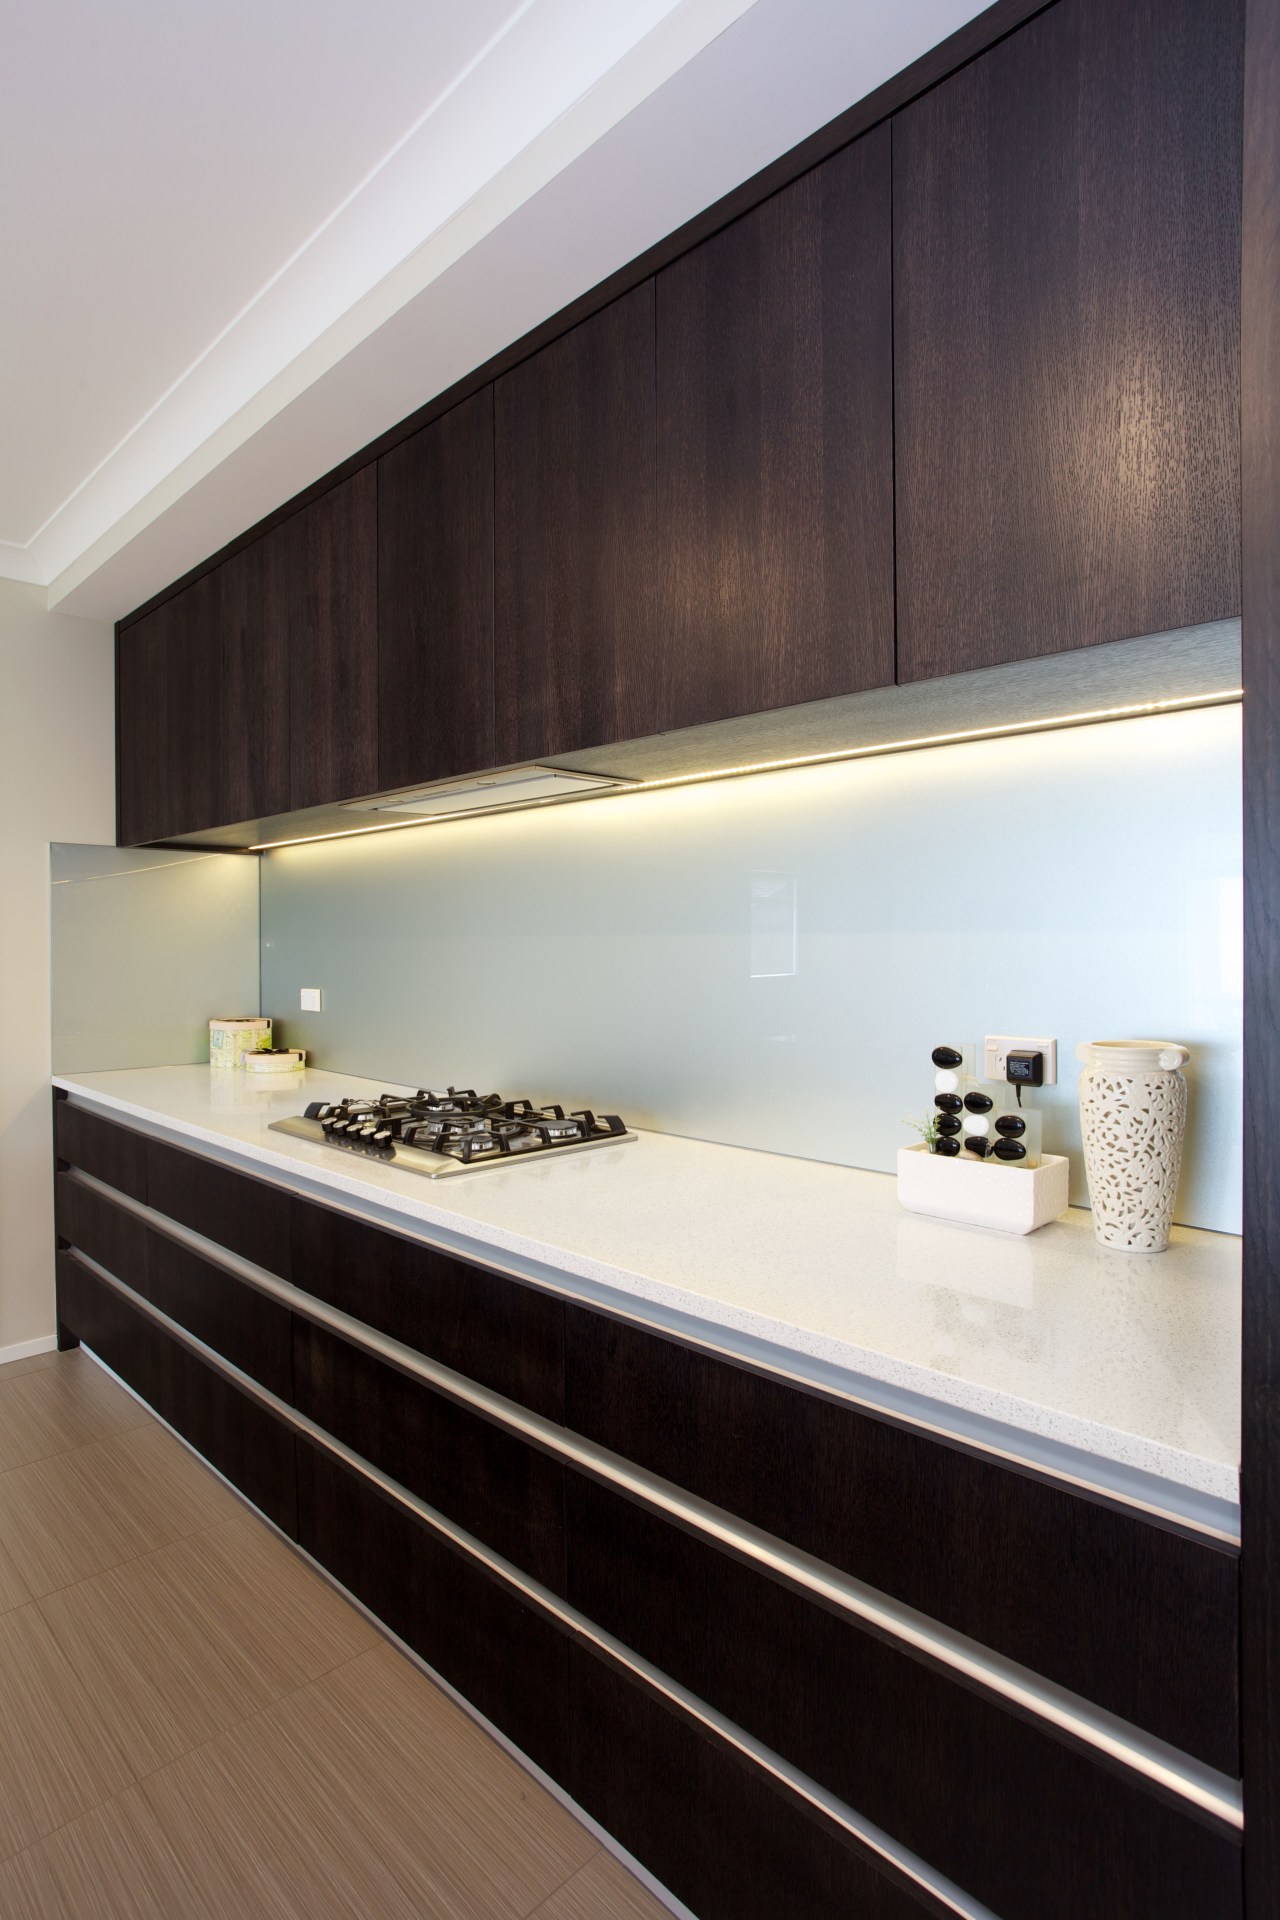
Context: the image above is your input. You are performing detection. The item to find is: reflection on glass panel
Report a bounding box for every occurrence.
[750,872,797,978]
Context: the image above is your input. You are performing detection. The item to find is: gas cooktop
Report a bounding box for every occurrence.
[269,1086,635,1178]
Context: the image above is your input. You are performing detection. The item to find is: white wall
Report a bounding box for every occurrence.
[0,580,115,1355]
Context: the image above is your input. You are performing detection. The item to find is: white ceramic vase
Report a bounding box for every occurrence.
[1076,1040,1191,1252]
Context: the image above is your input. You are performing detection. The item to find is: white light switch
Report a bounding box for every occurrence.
[300,987,323,1012]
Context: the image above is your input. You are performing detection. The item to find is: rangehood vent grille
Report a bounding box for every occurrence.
[342,765,628,820]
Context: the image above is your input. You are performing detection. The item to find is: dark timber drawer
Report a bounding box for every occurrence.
[53,1095,148,1202]
[292,1318,567,1595]
[56,1169,150,1290]
[296,1439,568,1783]
[563,1305,1240,1773]
[291,1196,564,1420]
[56,1250,157,1406]
[147,1137,291,1279]
[566,1474,1241,1920]
[145,1225,293,1403]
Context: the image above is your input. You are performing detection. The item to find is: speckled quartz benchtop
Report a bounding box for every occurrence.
[54,1066,1242,1532]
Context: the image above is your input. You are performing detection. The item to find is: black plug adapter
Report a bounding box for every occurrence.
[1006,1050,1044,1088]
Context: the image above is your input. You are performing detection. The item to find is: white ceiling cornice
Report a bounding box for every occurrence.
[3,0,987,622]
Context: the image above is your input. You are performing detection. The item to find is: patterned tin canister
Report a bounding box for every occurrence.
[209,1017,272,1070]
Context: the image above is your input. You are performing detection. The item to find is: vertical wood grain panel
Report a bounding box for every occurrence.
[894,0,1243,679]
[287,469,379,809]
[378,389,495,790]
[495,283,658,761]
[656,127,894,725]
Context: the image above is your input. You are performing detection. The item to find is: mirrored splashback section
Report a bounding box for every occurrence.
[260,702,1243,1234]
[51,845,260,1072]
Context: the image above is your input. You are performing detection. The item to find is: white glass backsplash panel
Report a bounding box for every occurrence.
[260,706,1243,1232]
[52,846,260,1072]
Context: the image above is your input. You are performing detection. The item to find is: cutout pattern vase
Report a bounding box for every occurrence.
[1076,1041,1191,1253]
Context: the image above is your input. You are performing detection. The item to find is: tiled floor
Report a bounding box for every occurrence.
[0,1348,670,1918]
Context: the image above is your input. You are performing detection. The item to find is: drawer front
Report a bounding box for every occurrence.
[563,1306,1239,1773]
[566,1641,937,1920]
[56,1170,150,1291]
[296,1439,568,1784]
[145,1226,294,1403]
[566,1475,1241,1920]
[53,1097,147,1202]
[293,1319,566,1595]
[152,1327,297,1537]
[56,1250,157,1406]
[291,1197,564,1421]
[147,1138,291,1279]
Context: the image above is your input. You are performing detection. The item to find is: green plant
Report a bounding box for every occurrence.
[905,1112,941,1152]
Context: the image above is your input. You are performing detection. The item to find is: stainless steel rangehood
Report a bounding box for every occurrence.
[341,766,629,819]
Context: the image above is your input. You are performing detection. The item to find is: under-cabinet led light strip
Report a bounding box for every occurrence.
[248,686,1243,851]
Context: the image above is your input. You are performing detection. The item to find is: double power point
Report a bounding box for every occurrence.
[983,1035,1058,1087]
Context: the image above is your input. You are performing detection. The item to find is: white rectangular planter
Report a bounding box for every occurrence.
[896,1144,1070,1235]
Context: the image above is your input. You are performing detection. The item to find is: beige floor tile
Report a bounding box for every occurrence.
[528,1849,673,1920]
[0,1601,136,1862]
[0,1348,61,1383]
[0,1789,217,1920]
[128,1647,596,1919]
[0,1517,33,1614]
[0,1353,148,1473]
[37,1514,378,1779]
[0,1418,240,1598]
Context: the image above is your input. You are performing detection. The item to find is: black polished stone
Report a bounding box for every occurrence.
[936,1115,962,1136]
[993,1140,1028,1162]
[963,1091,994,1114]
[995,1114,1026,1138]
[933,1136,961,1157]
[934,1094,963,1115]
[931,1046,964,1069]
[963,1137,990,1158]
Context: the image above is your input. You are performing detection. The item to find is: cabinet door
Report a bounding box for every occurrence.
[656,128,894,728]
[116,569,222,844]
[893,0,1243,680]
[378,389,495,790]
[286,467,379,809]
[218,534,291,822]
[495,282,658,761]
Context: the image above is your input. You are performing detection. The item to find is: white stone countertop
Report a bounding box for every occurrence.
[53,1065,1242,1531]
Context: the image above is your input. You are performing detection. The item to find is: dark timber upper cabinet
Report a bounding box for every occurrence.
[494,283,659,761]
[285,467,379,810]
[117,570,222,845]
[893,0,1244,681]
[218,533,290,822]
[378,388,495,791]
[655,126,894,726]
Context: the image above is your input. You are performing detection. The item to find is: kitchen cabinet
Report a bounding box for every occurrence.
[893,0,1244,680]
[494,282,659,761]
[145,1226,293,1402]
[147,1136,292,1278]
[284,467,379,810]
[655,126,894,727]
[291,1195,564,1421]
[562,1302,1239,1772]
[151,1324,298,1536]
[378,388,495,791]
[116,569,222,845]
[292,1317,567,1595]
[53,1096,148,1201]
[218,531,291,822]
[566,1474,1240,1920]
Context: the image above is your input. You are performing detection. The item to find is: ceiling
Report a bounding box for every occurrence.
[2,0,988,623]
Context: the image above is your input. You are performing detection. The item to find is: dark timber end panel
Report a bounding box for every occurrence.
[563,1305,1239,1774]
[656,125,894,727]
[291,1194,564,1422]
[893,0,1243,679]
